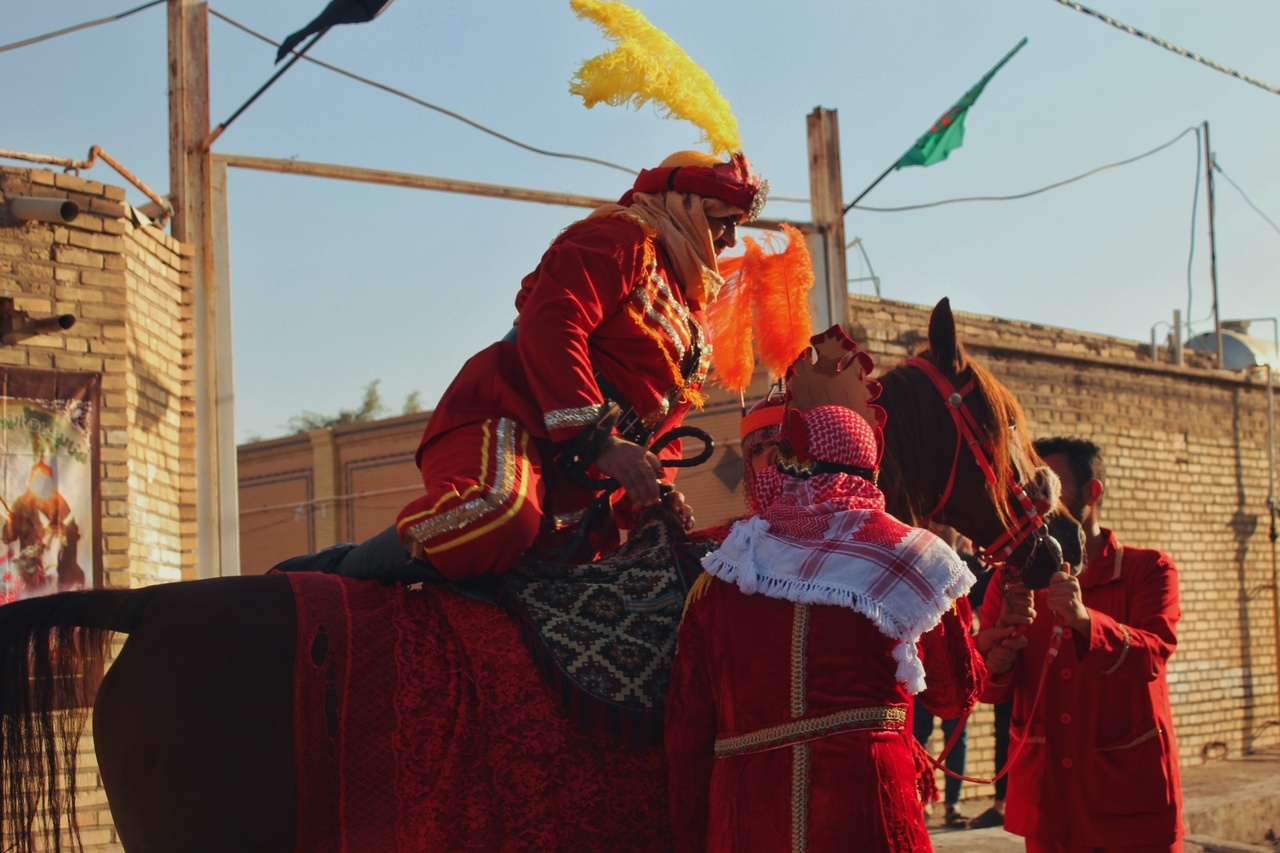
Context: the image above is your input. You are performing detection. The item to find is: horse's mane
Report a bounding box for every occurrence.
[878,341,1036,529]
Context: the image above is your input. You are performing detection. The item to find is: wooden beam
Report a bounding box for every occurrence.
[212,153,811,234]
[807,107,848,330]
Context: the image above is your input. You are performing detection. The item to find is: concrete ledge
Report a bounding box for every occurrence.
[1186,837,1275,853]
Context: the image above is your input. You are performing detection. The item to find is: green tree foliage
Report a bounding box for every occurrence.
[286,381,423,434]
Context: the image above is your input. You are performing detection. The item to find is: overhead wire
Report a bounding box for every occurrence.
[1049,0,1280,97]
[0,0,164,54]
[206,8,640,177]
[850,127,1198,212]
[1213,157,1280,238]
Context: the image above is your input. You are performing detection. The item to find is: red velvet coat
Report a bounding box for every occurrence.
[411,213,705,450]
[396,214,708,556]
[666,576,984,852]
[980,529,1183,847]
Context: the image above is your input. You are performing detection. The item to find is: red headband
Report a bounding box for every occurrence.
[620,152,768,221]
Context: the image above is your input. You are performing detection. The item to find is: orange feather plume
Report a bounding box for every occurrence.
[706,239,764,394]
[754,224,815,379]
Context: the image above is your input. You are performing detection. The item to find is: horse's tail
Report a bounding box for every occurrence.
[0,586,163,853]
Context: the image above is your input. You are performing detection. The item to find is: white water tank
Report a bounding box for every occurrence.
[1184,327,1276,371]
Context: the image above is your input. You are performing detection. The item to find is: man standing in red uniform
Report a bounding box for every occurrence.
[980,436,1183,853]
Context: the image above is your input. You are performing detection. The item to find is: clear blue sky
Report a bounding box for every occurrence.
[5,1,1278,442]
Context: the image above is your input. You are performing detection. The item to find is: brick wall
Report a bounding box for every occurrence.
[236,295,1279,802]
[1,165,196,850]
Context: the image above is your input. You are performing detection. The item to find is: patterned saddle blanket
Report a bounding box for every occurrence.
[495,507,718,743]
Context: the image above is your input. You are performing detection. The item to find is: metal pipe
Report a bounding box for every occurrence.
[1204,121,1224,368]
[1226,316,1279,731]
[6,196,79,223]
[1173,309,1183,366]
[0,146,172,220]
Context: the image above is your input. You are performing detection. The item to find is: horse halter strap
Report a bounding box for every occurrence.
[904,357,1045,567]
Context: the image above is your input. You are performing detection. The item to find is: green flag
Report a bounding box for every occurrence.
[896,37,1027,170]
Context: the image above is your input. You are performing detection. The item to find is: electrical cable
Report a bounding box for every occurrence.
[1049,0,1280,97]
[0,0,164,54]
[207,9,813,203]
[207,8,638,177]
[851,126,1197,212]
[1213,157,1280,238]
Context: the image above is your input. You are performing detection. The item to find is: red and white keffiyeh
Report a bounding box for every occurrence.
[704,406,975,693]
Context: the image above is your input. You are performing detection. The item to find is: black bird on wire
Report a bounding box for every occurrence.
[201,0,396,150]
[276,0,396,63]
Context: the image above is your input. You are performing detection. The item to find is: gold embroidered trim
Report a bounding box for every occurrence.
[681,572,712,622]
[791,742,810,853]
[622,254,706,416]
[1098,726,1161,752]
[790,603,809,719]
[714,706,907,757]
[1103,623,1132,675]
[543,404,606,432]
[1112,543,1124,581]
[405,418,520,546]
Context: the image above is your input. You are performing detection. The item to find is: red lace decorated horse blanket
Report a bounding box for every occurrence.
[287,573,670,851]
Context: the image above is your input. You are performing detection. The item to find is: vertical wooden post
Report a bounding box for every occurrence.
[807,107,848,331]
[210,159,241,573]
[169,0,240,576]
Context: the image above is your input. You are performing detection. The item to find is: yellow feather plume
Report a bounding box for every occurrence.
[570,0,742,155]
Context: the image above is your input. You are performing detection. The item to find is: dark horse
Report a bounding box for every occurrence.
[0,299,1078,852]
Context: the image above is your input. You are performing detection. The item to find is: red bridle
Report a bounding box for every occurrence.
[905,356,1047,568]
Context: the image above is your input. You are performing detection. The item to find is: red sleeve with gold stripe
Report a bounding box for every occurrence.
[515,215,654,445]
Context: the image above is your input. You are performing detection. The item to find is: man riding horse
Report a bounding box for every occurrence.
[286,150,767,583]
[285,0,771,583]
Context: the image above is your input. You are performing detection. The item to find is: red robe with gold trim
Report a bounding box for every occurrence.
[666,576,983,852]
[979,528,1183,849]
[396,214,708,577]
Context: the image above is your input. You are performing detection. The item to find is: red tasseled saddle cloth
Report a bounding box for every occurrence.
[286,573,671,852]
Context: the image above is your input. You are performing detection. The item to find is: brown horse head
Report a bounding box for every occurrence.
[877,298,1082,589]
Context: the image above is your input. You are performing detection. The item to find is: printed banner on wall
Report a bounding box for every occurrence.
[0,368,101,603]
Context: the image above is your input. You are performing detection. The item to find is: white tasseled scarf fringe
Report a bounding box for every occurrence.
[703,513,975,694]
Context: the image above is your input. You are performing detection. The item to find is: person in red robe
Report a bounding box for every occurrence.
[390,151,767,579]
[979,436,1183,853]
[666,403,986,852]
[278,151,768,582]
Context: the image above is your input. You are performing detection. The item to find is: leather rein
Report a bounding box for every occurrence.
[904,356,1049,571]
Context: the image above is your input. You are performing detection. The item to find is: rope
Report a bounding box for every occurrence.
[1049,0,1280,96]
[927,626,1064,785]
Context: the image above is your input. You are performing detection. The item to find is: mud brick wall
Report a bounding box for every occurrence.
[1,165,197,850]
